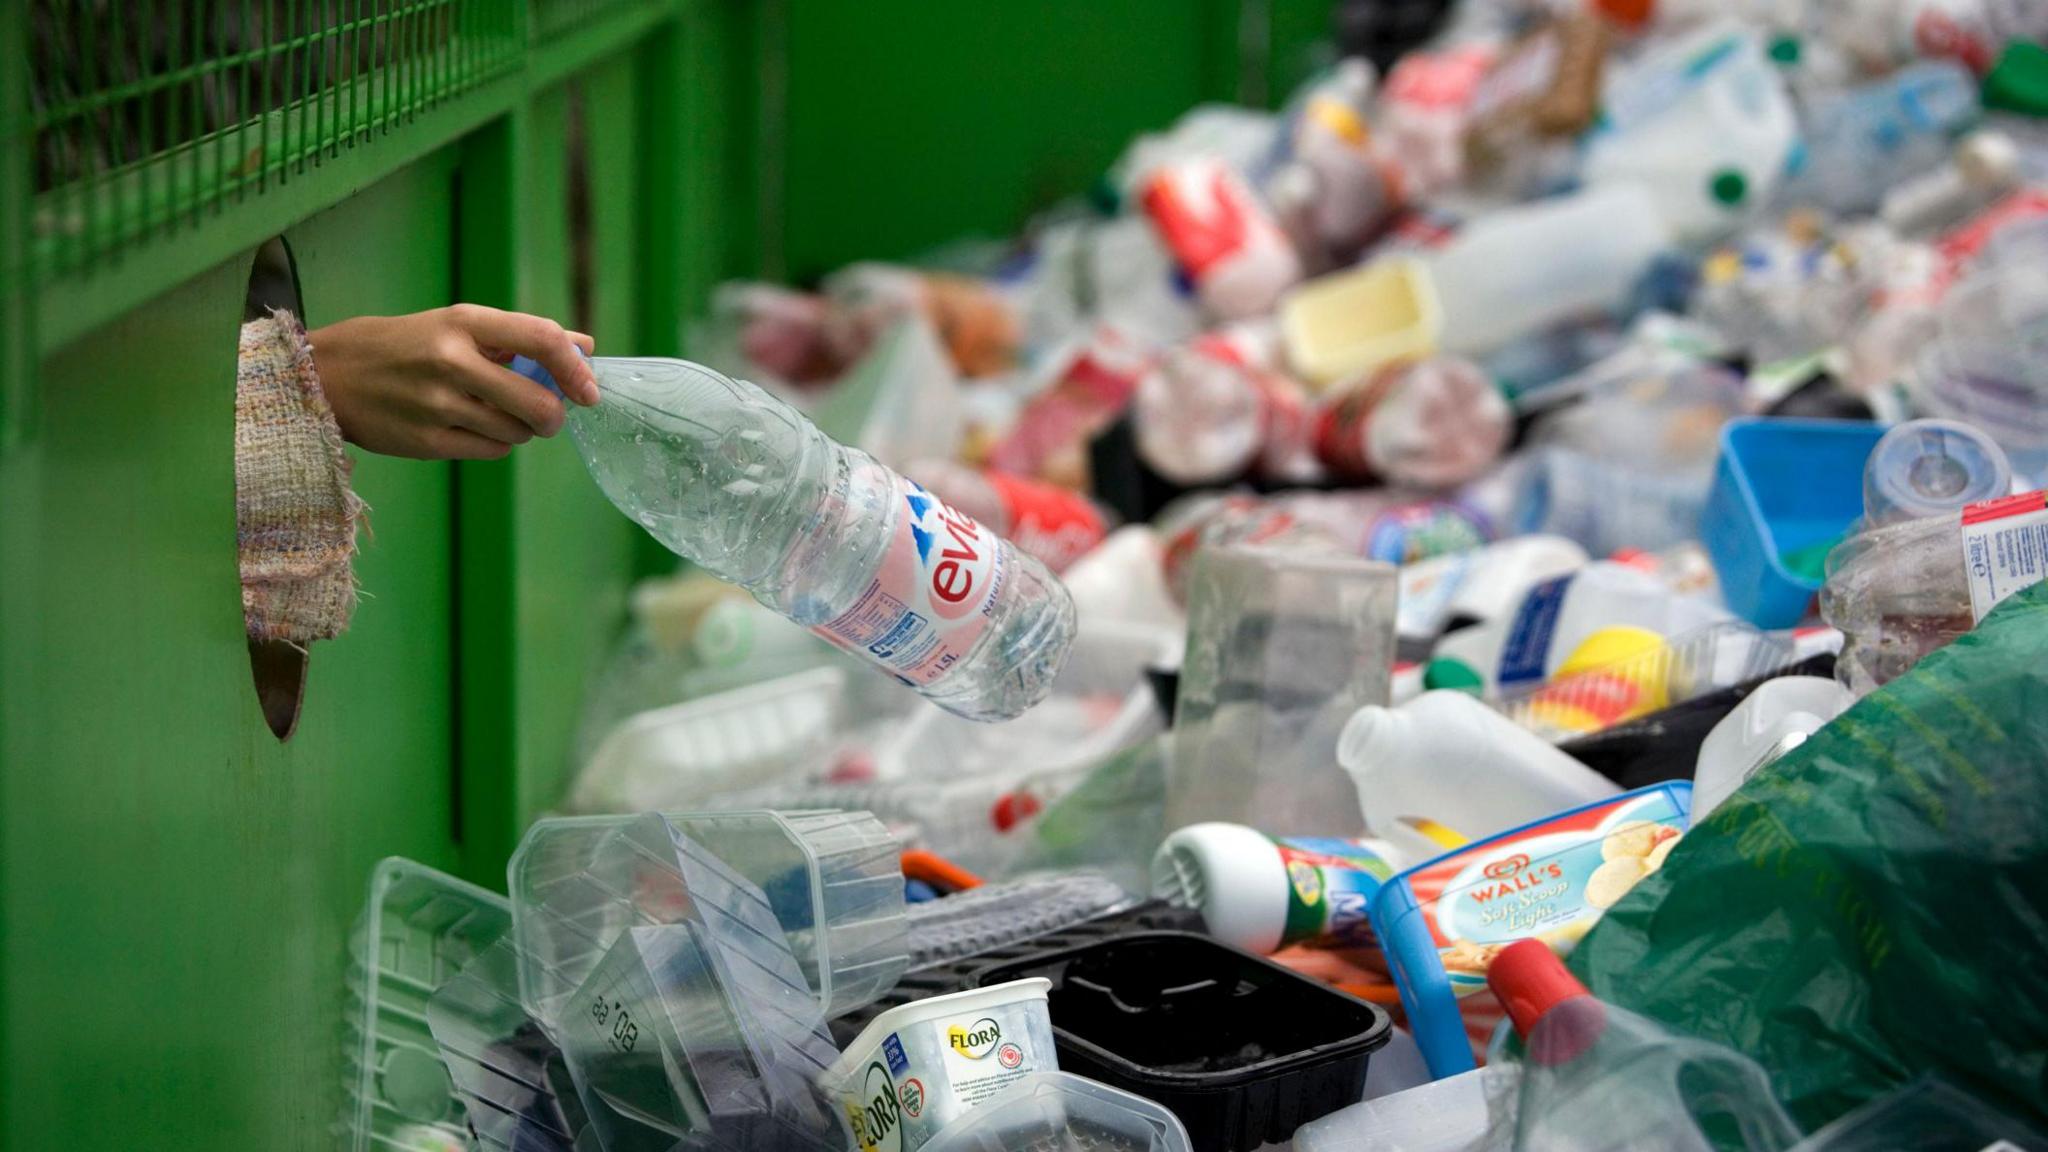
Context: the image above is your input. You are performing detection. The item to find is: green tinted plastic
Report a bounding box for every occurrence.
[1570,580,2048,1130]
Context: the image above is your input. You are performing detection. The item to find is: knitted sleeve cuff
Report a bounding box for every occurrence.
[235,309,365,644]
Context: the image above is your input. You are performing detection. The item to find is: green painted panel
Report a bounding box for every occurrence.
[512,69,639,828]
[0,155,464,1152]
[456,76,639,873]
[774,1,1229,279]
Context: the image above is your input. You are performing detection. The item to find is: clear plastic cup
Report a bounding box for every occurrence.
[1168,543,1397,836]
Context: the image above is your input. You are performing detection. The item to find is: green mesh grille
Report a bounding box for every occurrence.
[26,0,523,279]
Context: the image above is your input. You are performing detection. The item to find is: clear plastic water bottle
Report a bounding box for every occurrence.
[1781,60,1980,217]
[514,354,1076,722]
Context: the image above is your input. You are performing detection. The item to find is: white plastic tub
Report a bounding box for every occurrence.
[823,979,1060,1152]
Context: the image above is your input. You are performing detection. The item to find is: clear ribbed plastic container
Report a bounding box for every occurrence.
[341,859,511,1152]
[921,1072,1193,1152]
[508,809,907,1023]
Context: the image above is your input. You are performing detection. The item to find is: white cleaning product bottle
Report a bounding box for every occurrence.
[1338,690,1620,843]
[1396,534,1591,644]
[1691,676,1856,820]
[1427,561,1730,696]
[1151,822,1403,954]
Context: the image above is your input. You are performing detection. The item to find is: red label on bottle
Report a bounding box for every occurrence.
[982,472,1107,573]
[1313,368,1402,481]
[1141,160,1283,281]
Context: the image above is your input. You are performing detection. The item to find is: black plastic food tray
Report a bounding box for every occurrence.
[974,931,1392,1152]
[829,900,1202,1048]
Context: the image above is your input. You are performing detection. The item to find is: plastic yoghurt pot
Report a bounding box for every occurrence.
[824,978,1058,1152]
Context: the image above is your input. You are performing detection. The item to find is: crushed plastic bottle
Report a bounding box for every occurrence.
[1781,60,1981,217]
[1822,490,2048,694]
[514,354,1076,721]
[1488,939,1803,1152]
[1314,356,1511,489]
[1131,331,1320,485]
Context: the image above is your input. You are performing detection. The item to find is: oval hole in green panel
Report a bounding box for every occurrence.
[240,235,312,741]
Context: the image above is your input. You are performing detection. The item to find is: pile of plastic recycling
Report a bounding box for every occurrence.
[346,2,2048,1150]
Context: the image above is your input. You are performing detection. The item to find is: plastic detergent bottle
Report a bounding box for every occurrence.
[1581,21,1798,243]
[514,354,1076,722]
[1691,676,1856,820]
[1151,822,1404,954]
[1337,690,1620,845]
[1426,562,1730,696]
[1396,535,1591,644]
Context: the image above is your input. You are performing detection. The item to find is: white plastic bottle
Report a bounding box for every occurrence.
[514,354,1076,722]
[1580,22,1797,244]
[1151,822,1403,954]
[1691,676,1856,820]
[1337,690,1621,845]
[1423,183,1670,356]
[1396,535,1591,644]
[1881,130,2024,235]
[1428,561,1732,695]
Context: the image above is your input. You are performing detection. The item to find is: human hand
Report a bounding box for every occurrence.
[308,304,599,460]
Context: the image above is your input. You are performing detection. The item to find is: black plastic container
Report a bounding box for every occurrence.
[974,931,1391,1152]
[828,900,1202,1049]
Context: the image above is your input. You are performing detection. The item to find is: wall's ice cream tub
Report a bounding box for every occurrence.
[1370,782,1693,1079]
[824,978,1057,1152]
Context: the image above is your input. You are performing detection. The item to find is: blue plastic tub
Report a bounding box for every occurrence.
[1703,418,1884,628]
[1369,782,1696,1079]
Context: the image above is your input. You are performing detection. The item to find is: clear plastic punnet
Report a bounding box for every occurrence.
[1495,622,1802,742]
[920,1071,1195,1152]
[425,939,587,1152]
[568,668,850,815]
[508,809,907,1024]
[531,815,847,1152]
[342,858,513,1152]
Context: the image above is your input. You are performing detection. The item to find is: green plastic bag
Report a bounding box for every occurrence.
[1569,580,2048,1130]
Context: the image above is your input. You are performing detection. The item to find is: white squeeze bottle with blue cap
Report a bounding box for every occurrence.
[514,353,1076,721]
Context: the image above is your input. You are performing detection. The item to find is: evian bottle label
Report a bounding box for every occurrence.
[815,474,1006,686]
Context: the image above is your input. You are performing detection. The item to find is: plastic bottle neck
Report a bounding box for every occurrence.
[1489,938,1607,1066]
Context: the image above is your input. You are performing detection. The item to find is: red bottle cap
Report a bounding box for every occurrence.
[1591,0,1652,28]
[1488,938,1591,1039]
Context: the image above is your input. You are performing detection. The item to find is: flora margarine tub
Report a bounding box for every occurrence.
[824,977,1058,1152]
